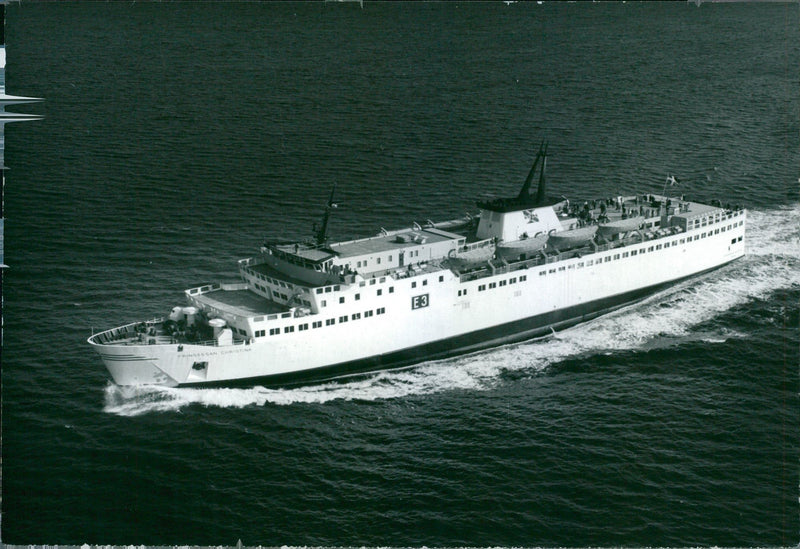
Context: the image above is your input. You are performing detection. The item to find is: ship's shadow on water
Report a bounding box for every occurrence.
[103,204,800,417]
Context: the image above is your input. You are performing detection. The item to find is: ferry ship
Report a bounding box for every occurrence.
[89,144,747,387]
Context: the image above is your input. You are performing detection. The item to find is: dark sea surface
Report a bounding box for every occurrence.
[2,2,798,546]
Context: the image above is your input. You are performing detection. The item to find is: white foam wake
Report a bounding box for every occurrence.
[103,204,800,416]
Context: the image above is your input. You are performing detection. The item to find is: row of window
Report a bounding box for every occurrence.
[352,250,423,270]
[318,285,397,308]
[250,268,296,291]
[411,275,445,289]
[318,273,447,307]
[246,270,309,305]
[315,284,342,295]
[533,224,743,276]
[689,210,743,229]
[359,277,387,287]
[254,307,388,337]
[465,223,744,291]
[254,283,290,301]
[352,249,422,270]
[477,275,529,292]
[272,248,326,272]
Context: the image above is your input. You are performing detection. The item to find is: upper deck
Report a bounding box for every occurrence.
[267,225,466,283]
[329,226,464,259]
[187,283,290,320]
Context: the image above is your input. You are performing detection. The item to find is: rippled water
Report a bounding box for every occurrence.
[2,2,797,546]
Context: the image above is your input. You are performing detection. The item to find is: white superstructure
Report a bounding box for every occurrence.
[89,145,747,387]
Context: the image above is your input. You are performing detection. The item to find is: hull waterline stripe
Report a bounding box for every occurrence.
[99,355,155,362]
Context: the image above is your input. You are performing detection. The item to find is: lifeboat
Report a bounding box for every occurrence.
[427,215,474,233]
[445,246,495,269]
[495,233,548,260]
[597,216,644,238]
[547,225,598,250]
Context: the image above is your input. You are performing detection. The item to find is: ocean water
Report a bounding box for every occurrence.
[1,2,798,546]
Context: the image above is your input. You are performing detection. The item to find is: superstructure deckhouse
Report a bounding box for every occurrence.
[89,145,747,387]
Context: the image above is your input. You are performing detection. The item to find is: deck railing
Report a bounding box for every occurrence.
[456,224,689,284]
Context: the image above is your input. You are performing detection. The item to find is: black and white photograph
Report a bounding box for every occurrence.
[1,1,797,546]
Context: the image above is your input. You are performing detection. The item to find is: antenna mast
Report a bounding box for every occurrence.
[315,183,337,246]
[534,142,548,205]
[517,140,545,202]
